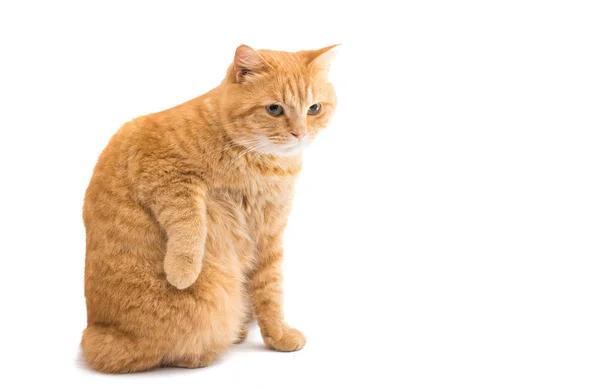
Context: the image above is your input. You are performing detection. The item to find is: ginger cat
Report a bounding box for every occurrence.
[81,44,338,373]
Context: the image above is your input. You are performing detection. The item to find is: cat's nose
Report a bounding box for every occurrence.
[291,131,306,140]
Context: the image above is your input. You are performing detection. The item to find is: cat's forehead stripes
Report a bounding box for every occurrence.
[281,74,313,113]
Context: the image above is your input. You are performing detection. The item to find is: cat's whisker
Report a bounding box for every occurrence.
[226,143,263,167]
[220,139,262,159]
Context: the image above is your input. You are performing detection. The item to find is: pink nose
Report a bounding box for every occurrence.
[292,131,306,140]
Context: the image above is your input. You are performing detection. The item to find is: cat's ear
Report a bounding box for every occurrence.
[307,44,341,72]
[234,44,270,83]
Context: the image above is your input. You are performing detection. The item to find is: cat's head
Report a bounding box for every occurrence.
[221,44,339,157]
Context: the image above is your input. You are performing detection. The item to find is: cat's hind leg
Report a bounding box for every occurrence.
[234,326,249,344]
[234,310,255,344]
[81,324,163,373]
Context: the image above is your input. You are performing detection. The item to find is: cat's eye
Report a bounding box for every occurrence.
[266,104,284,116]
[308,103,321,115]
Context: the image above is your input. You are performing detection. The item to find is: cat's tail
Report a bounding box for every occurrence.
[81,324,162,373]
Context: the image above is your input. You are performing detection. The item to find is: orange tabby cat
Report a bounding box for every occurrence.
[81,44,338,373]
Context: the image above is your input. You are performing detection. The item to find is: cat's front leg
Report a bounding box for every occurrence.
[250,233,306,352]
[151,182,208,290]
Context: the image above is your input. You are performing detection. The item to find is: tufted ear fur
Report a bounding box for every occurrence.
[233,44,271,83]
[306,44,340,72]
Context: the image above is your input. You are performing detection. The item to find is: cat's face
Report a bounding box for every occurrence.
[221,45,338,157]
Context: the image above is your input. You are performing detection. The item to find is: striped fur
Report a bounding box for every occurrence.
[81,45,338,373]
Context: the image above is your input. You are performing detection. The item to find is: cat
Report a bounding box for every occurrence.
[81,44,338,373]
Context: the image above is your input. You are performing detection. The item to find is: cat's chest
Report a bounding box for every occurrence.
[241,177,294,219]
[213,174,296,235]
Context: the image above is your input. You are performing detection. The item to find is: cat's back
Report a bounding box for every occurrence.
[83,120,138,226]
[83,108,174,213]
[83,117,167,265]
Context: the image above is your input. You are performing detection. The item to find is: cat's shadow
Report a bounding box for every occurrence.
[230,340,272,353]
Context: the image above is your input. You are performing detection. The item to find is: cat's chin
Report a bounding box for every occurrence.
[265,141,310,157]
[234,135,311,157]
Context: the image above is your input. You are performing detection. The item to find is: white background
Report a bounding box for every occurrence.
[1,1,599,388]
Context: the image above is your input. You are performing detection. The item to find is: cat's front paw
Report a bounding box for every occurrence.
[262,326,306,352]
[164,253,201,290]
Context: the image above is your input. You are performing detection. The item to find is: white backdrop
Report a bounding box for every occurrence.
[1,1,599,388]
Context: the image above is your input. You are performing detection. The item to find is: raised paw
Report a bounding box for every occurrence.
[263,326,306,352]
[164,253,201,290]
